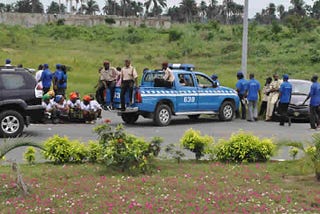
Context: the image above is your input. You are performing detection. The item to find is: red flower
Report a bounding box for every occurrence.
[104,119,111,124]
[117,138,123,143]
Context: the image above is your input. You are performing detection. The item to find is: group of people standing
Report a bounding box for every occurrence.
[36,63,68,97]
[96,59,138,111]
[236,71,320,129]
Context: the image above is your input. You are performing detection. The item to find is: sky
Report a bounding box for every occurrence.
[3,0,315,18]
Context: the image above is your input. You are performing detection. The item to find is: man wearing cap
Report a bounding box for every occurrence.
[303,75,320,129]
[211,74,220,88]
[5,59,12,66]
[278,74,292,126]
[98,61,119,110]
[246,73,261,122]
[266,73,282,121]
[162,62,175,87]
[120,59,138,111]
[235,71,248,120]
[40,64,53,94]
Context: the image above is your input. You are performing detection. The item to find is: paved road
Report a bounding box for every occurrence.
[1,111,318,163]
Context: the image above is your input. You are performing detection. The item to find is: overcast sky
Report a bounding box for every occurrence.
[3,0,315,18]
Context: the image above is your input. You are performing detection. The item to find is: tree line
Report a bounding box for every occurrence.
[1,0,320,25]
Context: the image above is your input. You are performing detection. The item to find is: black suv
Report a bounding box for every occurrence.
[0,66,45,137]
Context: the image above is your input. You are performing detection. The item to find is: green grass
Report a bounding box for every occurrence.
[0,23,319,97]
[0,160,319,213]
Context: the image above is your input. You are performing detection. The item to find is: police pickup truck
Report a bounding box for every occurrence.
[116,64,239,126]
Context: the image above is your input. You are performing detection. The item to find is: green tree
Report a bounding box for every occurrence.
[277,4,285,20]
[81,0,100,15]
[179,0,198,23]
[47,2,66,14]
[14,0,43,13]
[144,0,167,17]
[289,0,306,16]
[311,0,320,19]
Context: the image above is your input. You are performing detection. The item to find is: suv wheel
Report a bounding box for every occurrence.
[0,110,24,138]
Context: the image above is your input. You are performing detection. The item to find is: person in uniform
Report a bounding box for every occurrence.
[97,61,119,110]
[246,73,261,122]
[303,75,320,129]
[278,74,292,126]
[235,71,248,119]
[40,64,53,95]
[5,59,12,66]
[211,74,220,87]
[259,77,272,117]
[119,59,138,111]
[161,62,175,87]
[265,73,282,121]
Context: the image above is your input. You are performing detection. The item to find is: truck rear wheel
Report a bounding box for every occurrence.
[218,101,234,121]
[121,113,139,124]
[154,104,171,126]
[0,110,24,138]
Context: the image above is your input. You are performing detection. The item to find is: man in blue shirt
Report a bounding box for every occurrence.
[40,64,52,94]
[235,71,248,119]
[278,74,292,126]
[246,73,261,122]
[303,75,320,129]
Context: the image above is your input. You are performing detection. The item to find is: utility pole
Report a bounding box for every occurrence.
[241,0,248,78]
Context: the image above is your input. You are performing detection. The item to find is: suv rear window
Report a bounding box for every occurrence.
[0,73,27,90]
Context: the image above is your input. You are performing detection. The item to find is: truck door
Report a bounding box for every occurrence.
[176,73,198,112]
[195,74,220,111]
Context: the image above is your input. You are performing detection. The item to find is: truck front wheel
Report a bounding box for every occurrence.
[0,110,24,138]
[218,101,235,121]
[154,104,171,126]
[121,113,139,124]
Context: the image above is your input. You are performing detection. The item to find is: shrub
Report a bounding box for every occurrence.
[94,124,160,173]
[70,140,89,163]
[180,128,213,160]
[169,30,183,42]
[24,147,36,165]
[87,141,103,163]
[214,131,275,163]
[165,143,185,163]
[43,135,73,164]
[105,17,116,25]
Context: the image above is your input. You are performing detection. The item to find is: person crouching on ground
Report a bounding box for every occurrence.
[42,94,55,121]
[67,92,82,119]
[90,94,102,119]
[52,95,69,123]
[81,95,96,124]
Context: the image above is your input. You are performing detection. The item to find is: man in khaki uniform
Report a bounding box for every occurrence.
[266,74,282,121]
[162,62,175,87]
[120,59,138,111]
[97,61,119,110]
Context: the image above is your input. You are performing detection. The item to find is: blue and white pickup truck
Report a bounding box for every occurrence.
[115,64,239,126]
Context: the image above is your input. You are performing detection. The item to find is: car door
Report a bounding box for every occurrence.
[195,74,220,111]
[176,73,198,112]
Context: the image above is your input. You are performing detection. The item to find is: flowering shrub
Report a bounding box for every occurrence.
[94,124,160,173]
[213,131,275,163]
[180,128,214,160]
